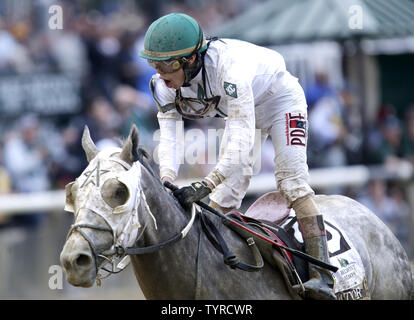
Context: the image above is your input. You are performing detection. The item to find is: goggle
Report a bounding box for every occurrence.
[148,58,184,74]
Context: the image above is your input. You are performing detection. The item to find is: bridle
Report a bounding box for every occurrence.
[66,156,135,280]
[66,222,116,278]
[67,154,198,284]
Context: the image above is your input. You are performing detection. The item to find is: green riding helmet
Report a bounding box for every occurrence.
[139,13,207,61]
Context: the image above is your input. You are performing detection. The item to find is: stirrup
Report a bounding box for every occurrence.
[300,276,336,300]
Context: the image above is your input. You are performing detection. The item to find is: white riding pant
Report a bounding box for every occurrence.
[209,89,314,209]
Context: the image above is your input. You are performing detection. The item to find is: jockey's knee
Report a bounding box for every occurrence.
[209,200,235,214]
[276,174,320,220]
[209,177,249,211]
[277,176,314,206]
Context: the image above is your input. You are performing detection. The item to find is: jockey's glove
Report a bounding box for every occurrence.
[173,180,212,209]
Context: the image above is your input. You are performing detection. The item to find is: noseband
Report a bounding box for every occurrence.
[66,222,116,277]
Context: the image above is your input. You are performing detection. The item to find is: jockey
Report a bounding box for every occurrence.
[139,12,336,300]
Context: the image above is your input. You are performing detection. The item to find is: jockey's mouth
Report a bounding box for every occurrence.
[164,79,173,88]
[164,78,183,90]
[158,74,175,88]
[158,69,185,89]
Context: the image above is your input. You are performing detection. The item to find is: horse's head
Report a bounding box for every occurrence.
[60,124,146,287]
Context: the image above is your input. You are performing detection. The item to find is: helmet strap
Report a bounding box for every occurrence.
[181,24,205,87]
[182,36,221,87]
[182,52,203,87]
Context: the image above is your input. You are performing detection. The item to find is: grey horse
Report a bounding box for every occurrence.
[60,125,413,299]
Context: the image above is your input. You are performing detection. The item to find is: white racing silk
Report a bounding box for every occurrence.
[152,39,303,182]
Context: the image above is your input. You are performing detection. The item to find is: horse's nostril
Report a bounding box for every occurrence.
[62,259,71,271]
[75,254,92,267]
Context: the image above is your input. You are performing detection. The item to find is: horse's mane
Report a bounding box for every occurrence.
[122,134,183,210]
[136,146,163,187]
[135,145,189,216]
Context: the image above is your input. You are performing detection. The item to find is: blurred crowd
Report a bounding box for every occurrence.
[0,0,264,224]
[304,72,413,253]
[0,0,412,255]
[305,72,414,170]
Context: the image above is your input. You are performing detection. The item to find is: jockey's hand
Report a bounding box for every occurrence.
[173,180,212,209]
[161,176,176,193]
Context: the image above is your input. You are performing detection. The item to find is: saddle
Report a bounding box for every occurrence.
[224,191,310,299]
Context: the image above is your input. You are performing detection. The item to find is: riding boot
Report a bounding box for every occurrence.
[295,215,337,300]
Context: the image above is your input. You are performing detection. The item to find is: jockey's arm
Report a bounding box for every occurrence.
[151,75,183,183]
[157,109,183,182]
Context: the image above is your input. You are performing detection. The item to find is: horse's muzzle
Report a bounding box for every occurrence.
[60,244,96,287]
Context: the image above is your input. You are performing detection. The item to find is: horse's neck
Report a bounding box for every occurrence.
[139,168,190,243]
[132,165,200,299]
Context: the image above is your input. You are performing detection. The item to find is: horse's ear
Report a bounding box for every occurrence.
[120,124,139,165]
[82,125,99,162]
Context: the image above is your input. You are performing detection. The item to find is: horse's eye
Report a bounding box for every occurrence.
[101,178,129,208]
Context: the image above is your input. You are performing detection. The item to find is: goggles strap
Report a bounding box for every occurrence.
[182,24,205,86]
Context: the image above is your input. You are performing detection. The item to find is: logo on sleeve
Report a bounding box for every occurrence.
[223,82,238,98]
[285,112,307,146]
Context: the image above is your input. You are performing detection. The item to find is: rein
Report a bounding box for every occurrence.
[119,203,197,255]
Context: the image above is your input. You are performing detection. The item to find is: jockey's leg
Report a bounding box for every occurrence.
[208,200,234,214]
[268,108,336,300]
[291,196,336,300]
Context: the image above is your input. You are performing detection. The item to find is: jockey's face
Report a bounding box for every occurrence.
[153,54,197,90]
[157,66,185,90]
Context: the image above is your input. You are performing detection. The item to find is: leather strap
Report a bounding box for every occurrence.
[199,211,264,272]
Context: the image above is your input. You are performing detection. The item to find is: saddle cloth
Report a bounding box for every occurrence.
[226,192,370,300]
